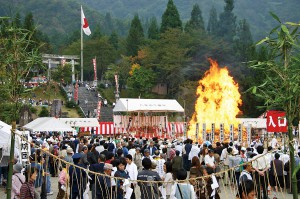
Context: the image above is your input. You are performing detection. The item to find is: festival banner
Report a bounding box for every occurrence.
[211,123,215,142]
[247,124,252,146]
[21,131,30,164]
[97,101,102,120]
[74,80,78,102]
[238,123,243,143]
[202,123,206,142]
[220,123,224,142]
[230,124,234,142]
[93,58,97,81]
[266,110,288,132]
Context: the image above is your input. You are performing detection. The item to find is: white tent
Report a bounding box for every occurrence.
[113,98,184,112]
[59,118,100,128]
[0,120,21,162]
[23,117,75,132]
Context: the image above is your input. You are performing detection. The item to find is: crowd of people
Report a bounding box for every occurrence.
[6,133,300,199]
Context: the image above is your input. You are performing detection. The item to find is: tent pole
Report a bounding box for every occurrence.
[6,121,16,199]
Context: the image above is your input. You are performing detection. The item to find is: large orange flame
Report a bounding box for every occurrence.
[187,58,242,143]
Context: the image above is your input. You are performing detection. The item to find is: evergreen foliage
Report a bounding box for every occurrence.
[217,0,237,42]
[160,0,182,33]
[185,4,204,33]
[126,14,144,56]
[207,6,218,35]
[148,17,160,40]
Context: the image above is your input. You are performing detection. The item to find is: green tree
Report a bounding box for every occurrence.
[102,12,114,35]
[127,65,156,94]
[51,64,72,84]
[217,0,237,42]
[126,14,144,56]
[160,0,182,33]
[234,19,255,61]
[148,17,160,40]
[91,24,103,39]
[38,106,50,117]
[0,17,41,199]
[109,31,119,50]
[250,14,300,198]
[13,12,22,28]
[185,4,205,33]
[207,6,218,35]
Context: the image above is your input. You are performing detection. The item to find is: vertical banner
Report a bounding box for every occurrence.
[211,123,215,142]
[159,123,162,137]
[115,74,119,97]
[238,123,243,143]
[97,101,102,121]
[230,124,234,142]
[74,80,78,102]
[171,123,175,137]
[21,131,30,165]
[247,124,252,146]
[195,123,199,140]
[202,123,206,142]
[220,123,224,142]
[93,58,97,81]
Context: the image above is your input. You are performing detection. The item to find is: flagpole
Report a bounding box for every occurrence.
[80,5,83,83]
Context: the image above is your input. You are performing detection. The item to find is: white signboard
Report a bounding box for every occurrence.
[202,123,206,142]
[211,123,215,142]
[230,124,234,142]
[21,131,30,164]
[238,123,243,143]
[247,124,252,146]
[220,123,224,142]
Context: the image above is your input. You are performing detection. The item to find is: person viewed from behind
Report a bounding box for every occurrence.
[95,163,113,199]
[269,153,284,197]
[252,145,270,199]
[237,179,256,199]
[137,158,162,199]
[189,156,203,197]
[20,167,37,199]
[12,163,26,199]
[173,169,196,199]
[162,161,173,199]
[172,150,183,180]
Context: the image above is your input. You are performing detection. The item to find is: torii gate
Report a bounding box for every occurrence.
[42,54,80,83]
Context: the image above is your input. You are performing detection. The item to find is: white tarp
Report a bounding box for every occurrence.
[237,118,267,129]
[0,120,21,160]
[59,118,100,128]
[113,98,184,112]
[23,117,75,132]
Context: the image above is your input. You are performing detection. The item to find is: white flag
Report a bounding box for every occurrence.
[81,6,91,36]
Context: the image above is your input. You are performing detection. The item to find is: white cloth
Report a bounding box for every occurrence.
[175,145,183,156]
[251,153,270,170]
[128,148,136,157]
[188,145,200,161]
[154,158,165,178]
[204,154,215,167]
[163,172,173,197]
[125,162,138,184]
[95,145,104,154]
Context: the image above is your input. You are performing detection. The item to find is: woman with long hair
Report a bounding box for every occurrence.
[190,156,203,197]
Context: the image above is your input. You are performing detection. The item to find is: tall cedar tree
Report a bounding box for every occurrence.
[207,6,218,35]
[217,0,237,42]
[103,13,114,35]
[234,19,255,62]
[126,14,144,56]
[13,13,22,28]
[160,0,182,33]
[148,17,160,40]
[185,4,205,33]
[109,31,119,50]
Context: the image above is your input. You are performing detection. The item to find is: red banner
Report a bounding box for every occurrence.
[93,58,97,81]
[266,111,288,132]
[97,101,102,120]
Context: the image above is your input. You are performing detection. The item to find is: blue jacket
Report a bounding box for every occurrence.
[147,146,158,156]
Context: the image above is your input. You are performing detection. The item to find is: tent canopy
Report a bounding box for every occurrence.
[0,120,21,158]
[59,118,100,128]
[23,117,75,132]
[237,118,266,129]
[113,98,184,113]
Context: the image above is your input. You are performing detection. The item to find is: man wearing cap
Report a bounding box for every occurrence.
[80,145,89,167]
[69,153,87,199]
[12,163,25,199]
[65,147,74,164]
[142,149,153,161]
